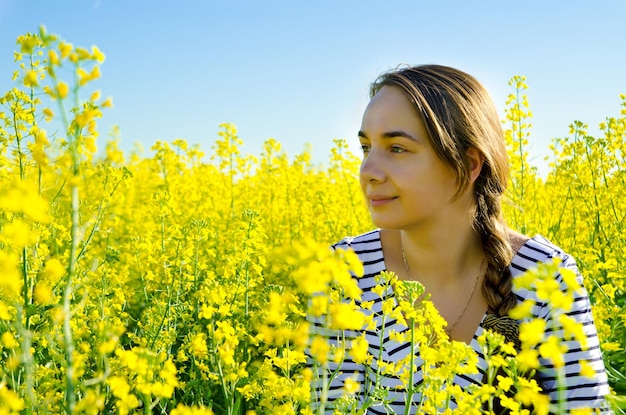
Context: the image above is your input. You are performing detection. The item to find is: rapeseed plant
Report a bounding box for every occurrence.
[0,28,624,414]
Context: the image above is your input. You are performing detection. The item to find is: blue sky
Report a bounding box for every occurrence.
[1,0,624,172]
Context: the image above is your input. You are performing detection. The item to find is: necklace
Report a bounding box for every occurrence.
[400,244,485,335]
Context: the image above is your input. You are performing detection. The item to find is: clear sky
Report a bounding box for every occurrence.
[1,0,624,172]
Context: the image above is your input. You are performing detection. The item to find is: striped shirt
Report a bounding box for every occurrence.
[310,229,613,414]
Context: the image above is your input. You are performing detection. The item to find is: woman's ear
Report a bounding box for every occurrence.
[467,147,484,183]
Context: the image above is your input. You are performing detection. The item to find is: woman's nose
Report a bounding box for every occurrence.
[359,149,385,183]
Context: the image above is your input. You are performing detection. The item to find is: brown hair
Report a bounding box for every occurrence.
[370,64,517,317]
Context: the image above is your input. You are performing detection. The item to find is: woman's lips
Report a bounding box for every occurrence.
[368,195,397,207]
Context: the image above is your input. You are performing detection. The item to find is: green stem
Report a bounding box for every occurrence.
[16,305,35,415]
[63,182,79,414]
[555,365,567,414]
[317,361,329,415]
[149,239,180,350]
[50,61,81,415]
[403,321,416,415]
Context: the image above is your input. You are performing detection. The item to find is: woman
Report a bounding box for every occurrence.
[311,65,612,413]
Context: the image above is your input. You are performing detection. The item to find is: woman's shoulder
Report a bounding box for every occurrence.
[332,229,386,277]
[513,234,572,266]
[332,229,381,251]
[511,234,583,301]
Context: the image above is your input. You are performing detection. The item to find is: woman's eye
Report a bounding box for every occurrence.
[360,144,370,154]
[390,145,405,153]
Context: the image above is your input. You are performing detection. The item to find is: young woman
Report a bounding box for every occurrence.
[311,65,612,413]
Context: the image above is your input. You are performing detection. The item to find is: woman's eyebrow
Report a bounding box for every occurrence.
[358,129,420,142]
[382,130,419,142]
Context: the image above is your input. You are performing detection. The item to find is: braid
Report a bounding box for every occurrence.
[474,184,517,317]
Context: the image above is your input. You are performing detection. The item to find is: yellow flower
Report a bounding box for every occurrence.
[371,284,386,297]
[570,408,593,415]
[360,300,374,310]
[349,334,370,364]
[309,336,329,364]
[189,333,209,360]
[76,46,90,60]
[548,290,573,311]
[560,267,582,293]
[513,268,537,290]
[293,264,329,295]
[170,404,215,415]
[59,42,73,58]
[85,136,97,153]
[24,70,38,87]
[74,390,105,415]
[2,219,33,248]
[35,128,49,145]
[332,341,345,364]
[601,341,622,352]
[264,291,285,324]
[0,302,13,320]
[0,184,49,223]
[99,337,119,355]
[519,318,546,347]
[516,387,549,414]
[6,354,21,371]
[538,335,567,368]
[308,295,328,317]
[328,302,364,330]
[1,332,18,349]
[105,139,125,163]
[0,252,21,298]
[496,374,514,392]
[18,34,40,53]
[43,107,54,120]
[489,354,507,368]
[216,303,232,318]
[91,45,105,63]
[89,65,101,80]
[509,299,534,320]
[48,49,60,65]
[0,382,25,411]
[56,81,69,99]
[44,258,66,281]
[381,298,396,316]
[559,314,588,348]
[579,359,595,379]
[343,377,360,395]
[101,96,114,108]
[498,394,520,412]
[158,360,180,397]
[499,341,517,356]
[33,283,53,304]
[535,278,560,302]
[199,304,216,320]
[475,384,497,403]
[516,349,540,370]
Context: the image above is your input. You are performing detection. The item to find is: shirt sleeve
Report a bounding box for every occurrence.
[535,253,613,414]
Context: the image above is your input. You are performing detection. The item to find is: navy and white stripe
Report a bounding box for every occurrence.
[309,229,613,414]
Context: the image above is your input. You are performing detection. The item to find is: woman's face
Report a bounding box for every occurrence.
[358,85,467,231]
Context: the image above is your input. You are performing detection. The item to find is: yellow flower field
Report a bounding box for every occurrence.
[0,28,625,414]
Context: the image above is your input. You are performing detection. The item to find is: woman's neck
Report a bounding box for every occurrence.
[396,222,484,287]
